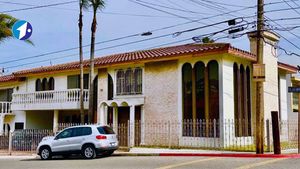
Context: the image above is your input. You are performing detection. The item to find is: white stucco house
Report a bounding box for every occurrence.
[0,31,297,148]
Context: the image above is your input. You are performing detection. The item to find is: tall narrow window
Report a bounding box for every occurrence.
[134,68,143,94]
[125,69,133,94]
[246,67,251,136]
[233,63,239,135]
[116,70,125,95]
[234,64,252,137]
[194,62,205,120]
[240,65,245,136]
[42,78,49,91]
[48,77,55,90]
[208,60,219,120]
[36,79,42,91]
[108,74,114,100]
[182,63,193,121]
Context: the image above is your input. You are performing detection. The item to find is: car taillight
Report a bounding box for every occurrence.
[96,135,107,140]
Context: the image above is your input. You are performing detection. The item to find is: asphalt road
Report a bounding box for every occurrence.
[0,156,299,169]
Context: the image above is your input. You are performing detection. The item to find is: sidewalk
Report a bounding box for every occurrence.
[0,147,299,159]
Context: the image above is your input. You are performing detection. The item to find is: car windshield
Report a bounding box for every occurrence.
[97,126,115,134]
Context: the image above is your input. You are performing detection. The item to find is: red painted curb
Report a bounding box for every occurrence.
[159,153,300,158]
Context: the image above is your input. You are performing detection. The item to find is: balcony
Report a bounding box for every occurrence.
[0,102,12,115]
[11,89,89,111]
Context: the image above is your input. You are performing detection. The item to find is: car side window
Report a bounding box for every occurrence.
[73,127,92,137]
[56,128,73,139]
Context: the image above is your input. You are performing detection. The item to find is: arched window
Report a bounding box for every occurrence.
[208,60,219,120]
[233,63,240,135]
[194,61,205,120]
[116,70,125,95]
[134,68,143,94]
[182,63,193,121]
[108,74,114,100]
[125,69,133,94]
[234,64,252,137]
[42,78,49,91]
[35,79,42,91]
[48,77,55,90]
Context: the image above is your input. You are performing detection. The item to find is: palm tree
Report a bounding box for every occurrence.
[0,14,33,44]
[78,0,89,124]
[88,0,105,123]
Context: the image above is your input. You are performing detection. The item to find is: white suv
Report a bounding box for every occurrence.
[37,125,119,160]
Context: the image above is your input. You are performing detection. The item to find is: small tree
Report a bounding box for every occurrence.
[0,14,33,44]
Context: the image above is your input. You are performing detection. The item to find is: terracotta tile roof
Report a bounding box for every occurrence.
[0,74,17,83]
[278,62,298,73]
[13,43,256,76]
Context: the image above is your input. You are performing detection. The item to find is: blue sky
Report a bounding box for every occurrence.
[0,0,300,73]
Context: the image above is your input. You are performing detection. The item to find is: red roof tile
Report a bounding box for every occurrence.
[0,74,17,83]
[278,62,298,73]
[13,43,256,76]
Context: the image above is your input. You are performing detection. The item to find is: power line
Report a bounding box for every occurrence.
[0,1,199,19]
[1,4,257,65]
[4,21,251,70]
[282,0,300,16]
[0,1,77,13]
[134,0,212,15]
[265,16,300,52]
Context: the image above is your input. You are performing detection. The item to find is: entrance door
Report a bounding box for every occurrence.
[118,107,129,147]
[134,106,141,146]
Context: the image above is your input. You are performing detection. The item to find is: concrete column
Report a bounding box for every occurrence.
[113,107,118,132]
[99,105,106,125]
[53,110,59,133]
[0,115,4,136]
[140,105,145,145]
[129,105,135,147]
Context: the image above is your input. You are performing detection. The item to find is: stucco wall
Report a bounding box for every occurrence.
[143,60,179,122]
[98,69,108,103]
[279,72,288,120]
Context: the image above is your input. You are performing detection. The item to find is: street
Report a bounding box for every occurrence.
[0,156,299,169]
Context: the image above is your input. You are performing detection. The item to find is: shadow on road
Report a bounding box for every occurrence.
[21,155,111,161]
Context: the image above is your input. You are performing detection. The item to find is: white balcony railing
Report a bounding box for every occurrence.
[0,102,12,114]
[12,89,89,110]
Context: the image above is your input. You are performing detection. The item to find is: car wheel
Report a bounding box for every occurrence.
[40,147,52,160]
[82,145,96,159]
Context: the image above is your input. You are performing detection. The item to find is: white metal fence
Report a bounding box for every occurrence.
[0,119,298,154]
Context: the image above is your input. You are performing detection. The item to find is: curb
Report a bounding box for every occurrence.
[114,153,300,158]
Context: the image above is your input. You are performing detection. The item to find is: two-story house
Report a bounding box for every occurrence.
[0,31,297,148]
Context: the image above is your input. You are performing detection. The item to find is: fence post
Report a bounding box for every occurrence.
[127,120,130,148]
[271,111,281,154]
[213,119,216,148]
[8,131,12,156]
[266,119,271,152]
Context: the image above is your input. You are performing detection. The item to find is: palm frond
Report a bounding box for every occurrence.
[89,0,105,11]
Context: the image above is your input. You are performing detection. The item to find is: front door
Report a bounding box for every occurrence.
[117,107,129,147]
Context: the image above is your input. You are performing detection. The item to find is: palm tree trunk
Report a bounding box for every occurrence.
[88,10,97,123]
[79,2,85,124]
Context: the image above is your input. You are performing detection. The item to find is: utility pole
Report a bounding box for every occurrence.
[256,0,265,154]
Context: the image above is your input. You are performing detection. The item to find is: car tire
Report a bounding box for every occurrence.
[82,145,96,159]
[39,147,52,160]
